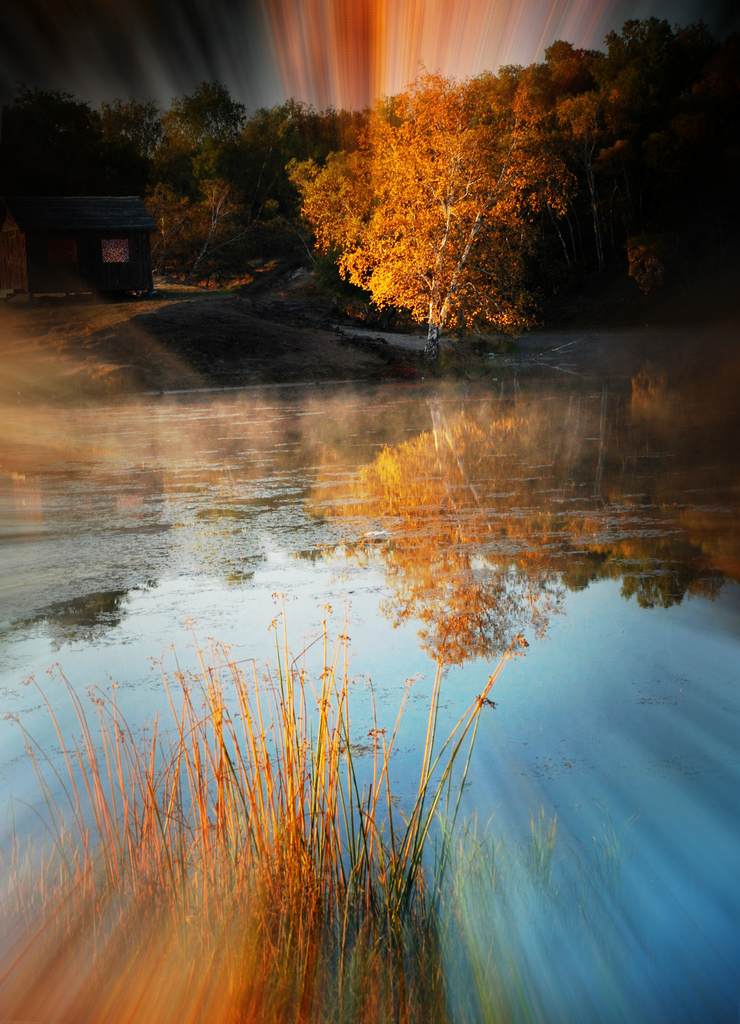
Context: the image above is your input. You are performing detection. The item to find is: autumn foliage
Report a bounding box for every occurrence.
[292,74,571,354]
[1,19,738,315]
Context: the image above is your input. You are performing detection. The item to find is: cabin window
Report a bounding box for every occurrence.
[47,237,77,266]
[102,238,130,263]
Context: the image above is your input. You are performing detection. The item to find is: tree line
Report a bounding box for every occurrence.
[1,18,738,342]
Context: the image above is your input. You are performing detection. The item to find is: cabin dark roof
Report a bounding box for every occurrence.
[2,196,155,232]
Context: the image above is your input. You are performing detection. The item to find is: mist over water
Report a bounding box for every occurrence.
[1,357,739,1019]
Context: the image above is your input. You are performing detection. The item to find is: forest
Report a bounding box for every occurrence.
[2,17,738,338]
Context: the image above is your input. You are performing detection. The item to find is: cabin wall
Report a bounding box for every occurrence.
[26,231,84,293]
[25,230,153,294]
[0,224,28,292]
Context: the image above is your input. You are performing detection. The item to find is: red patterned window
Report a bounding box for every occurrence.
[48,237,77,266]
[102,238,130,263]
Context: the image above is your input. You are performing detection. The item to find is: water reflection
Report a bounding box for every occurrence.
[1,357,739,1023]
[312,380,739,663]
[1,373,738,656]
[14,586,156,649]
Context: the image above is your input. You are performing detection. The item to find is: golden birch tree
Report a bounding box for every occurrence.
[292,73,570,359]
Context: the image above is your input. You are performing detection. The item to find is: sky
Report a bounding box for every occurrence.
[1,0,738,111]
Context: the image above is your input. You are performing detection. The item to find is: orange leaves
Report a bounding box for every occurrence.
[292,72,573,338]
[289,152,367,258]
[557,90,602,141]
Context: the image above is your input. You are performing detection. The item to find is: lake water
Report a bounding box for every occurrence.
[1,365,739,1019]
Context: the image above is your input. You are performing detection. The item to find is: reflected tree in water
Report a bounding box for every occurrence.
[315,389,740,662]
[319,409,565,664]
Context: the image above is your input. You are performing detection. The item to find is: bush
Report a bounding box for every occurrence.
[627,234,667,295]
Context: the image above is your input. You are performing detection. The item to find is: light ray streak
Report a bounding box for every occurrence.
[261,0,619,109]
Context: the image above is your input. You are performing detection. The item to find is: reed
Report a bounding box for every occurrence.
[0,611,524,1022]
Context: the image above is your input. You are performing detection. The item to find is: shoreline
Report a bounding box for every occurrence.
[2,280,737,402]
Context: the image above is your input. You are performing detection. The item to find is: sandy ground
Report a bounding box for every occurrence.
[330,322,428,354]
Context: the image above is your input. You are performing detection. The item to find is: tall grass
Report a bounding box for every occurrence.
[0,611,525,1022]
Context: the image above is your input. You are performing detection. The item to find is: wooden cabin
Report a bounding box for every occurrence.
[0,196,155,298]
